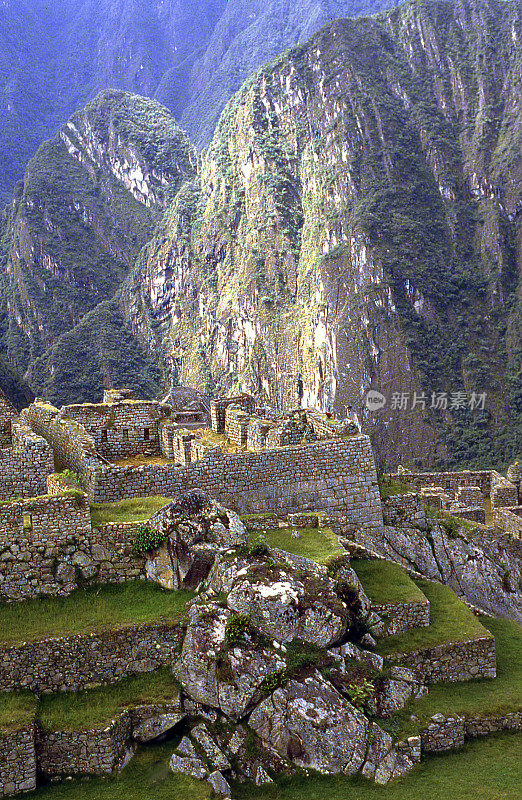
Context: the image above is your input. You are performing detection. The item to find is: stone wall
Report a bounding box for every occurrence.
[385,635,496,683]
[493,507,522,538]
[395,469,518,509]
[0,395,17,448]
[0,621,185,692]
[211,395,256,433]
[0,495,145,602]
[451,507,486,524]
[0,421,54,501]
[371,600,430,636]
[59,400,171,461]
[0,727,36,798]
[88,436,384,530]
[21,403,101,494]
[225,405,250,447]
[455,486,483,506]
[36,712,132,777]
[421,711,522,752]
[491,472,519,508]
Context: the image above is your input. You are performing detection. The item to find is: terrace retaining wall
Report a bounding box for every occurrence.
[0,621,185,692]
[372,600,430,636]
[384,635,496,683]
[0,728,36,798]
[421,710,522,752]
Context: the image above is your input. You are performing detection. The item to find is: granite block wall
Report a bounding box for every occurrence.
[384,636,496,683]
[0,421,54,500]
[0,728,36,798]
[0,496,146,602]
[88,436,384,530]
[0,621,185,692]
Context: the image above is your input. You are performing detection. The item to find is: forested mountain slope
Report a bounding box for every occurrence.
[0,0,396,203]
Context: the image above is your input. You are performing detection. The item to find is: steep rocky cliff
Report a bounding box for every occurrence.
[1,89,196,404]
[0,0,395,203]
[121,0,522,468]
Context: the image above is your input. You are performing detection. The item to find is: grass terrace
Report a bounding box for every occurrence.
[248,526,345,565]
[111,455,176,467]
[38,670,180,731]
[0,691,37,733]
[0,583,194,646]
[384,617,522,739]
[21,733,522,800]
[90,496,173,527]
[351,558,427,605]
[375,579,490,656]
[378,474,412,499]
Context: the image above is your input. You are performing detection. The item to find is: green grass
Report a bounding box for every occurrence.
[351,559,427,605]
[248,526,344,565]
[385,617,522,739]
[38,670,180,731]
[13,731,522,800]
[25,742,212,800]
[379,475,413,499]
[90,497,173,527]
[232,733,522,800]
[375,580,490,656]
[0,583,194,646]
[0,691,37,733]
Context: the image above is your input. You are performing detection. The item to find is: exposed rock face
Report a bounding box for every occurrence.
[1,89,196,404]
[249,673,369,774]
[173,603,286,719]
[145,492,247,590]
[355,520,522,623]
[226,560,350,647]
[124,0,522,468]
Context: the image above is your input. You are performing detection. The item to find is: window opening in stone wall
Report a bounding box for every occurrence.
[144,428,150,441]
[123,429,129,441]
[101,430,108,442]
[23,513,33,530]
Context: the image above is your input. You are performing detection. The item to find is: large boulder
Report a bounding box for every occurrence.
[224,557,351,648]
[249,672,369,774]
[145,491,247,590]
[173,602,286,719]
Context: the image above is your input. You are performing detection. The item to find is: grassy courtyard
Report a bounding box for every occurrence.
[90,496,173,527]
[248,525,345,565]
[0,582,194,645]
[351,558,427,605]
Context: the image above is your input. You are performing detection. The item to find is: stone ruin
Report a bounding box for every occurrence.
[0,385,521,798]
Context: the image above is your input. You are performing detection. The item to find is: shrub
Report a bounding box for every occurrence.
[225,613,250,648]
[347,679,376,711]
[133,525,166,553]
